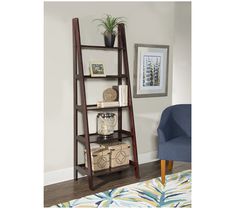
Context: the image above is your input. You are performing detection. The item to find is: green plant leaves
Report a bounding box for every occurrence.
[93,14,126,33]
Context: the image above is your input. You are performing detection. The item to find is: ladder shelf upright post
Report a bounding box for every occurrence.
[118,23,140,178]
[73,18,93,189]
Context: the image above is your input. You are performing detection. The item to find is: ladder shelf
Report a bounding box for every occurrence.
[72,17,139,190]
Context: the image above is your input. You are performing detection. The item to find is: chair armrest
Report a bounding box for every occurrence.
[157,108,172,142]
[157,128,168,143]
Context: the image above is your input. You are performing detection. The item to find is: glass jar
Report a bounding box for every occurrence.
[97,113,117,136]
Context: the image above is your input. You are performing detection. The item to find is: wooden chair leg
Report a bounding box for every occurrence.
[168,160,173,171]
[161,160,166,185]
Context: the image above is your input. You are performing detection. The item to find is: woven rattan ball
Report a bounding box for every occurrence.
[103,88,117,102]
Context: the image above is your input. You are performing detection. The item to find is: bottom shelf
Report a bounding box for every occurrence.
[76,160,135,177]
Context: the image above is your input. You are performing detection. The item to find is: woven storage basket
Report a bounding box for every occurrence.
[84,148,110,172]
[106,142,130,168]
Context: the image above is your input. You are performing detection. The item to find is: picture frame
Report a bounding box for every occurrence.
[133,44,169,98]
[89,62,106,77]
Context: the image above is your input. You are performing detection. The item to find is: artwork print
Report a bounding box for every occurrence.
[142,54,161,87]
[91,64,104,74]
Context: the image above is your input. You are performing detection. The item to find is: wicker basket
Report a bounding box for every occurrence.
[84,148,110,172]
[107,142,130,168]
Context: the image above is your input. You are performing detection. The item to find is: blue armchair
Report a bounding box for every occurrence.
[157,104,191,184]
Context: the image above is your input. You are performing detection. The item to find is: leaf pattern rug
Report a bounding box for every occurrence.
[52,170,191,208]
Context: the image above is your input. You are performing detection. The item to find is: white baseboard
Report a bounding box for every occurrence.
[44,151,158,186]
[44,167,84,186]
[138,151,158,164]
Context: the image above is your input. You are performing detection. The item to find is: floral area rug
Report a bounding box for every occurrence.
[52,170,191,208]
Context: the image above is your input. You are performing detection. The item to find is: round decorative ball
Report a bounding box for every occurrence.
[103,88,117,102]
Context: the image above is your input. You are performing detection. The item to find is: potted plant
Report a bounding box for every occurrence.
[93,14,126,47]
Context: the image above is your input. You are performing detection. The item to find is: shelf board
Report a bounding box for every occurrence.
[76,74,127,80]
[84,75,127,79]
[77,130,132,144]
[87,104,128,111]
[76,161,134,177]
[81,45,124,51]
[76,105,128,111]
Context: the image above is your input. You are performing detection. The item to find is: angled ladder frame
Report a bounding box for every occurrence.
[72,18,139,190]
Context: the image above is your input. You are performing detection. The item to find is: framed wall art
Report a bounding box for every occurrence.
[133,44,169,98]
[89,62,106,77]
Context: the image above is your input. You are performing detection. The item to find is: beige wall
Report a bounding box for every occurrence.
[172,2,191,104]
[44,2,190,180]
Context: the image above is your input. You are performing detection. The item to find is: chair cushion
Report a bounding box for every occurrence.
[158,136,191,162]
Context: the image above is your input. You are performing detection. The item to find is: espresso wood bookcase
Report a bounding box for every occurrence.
[72,18,139,190]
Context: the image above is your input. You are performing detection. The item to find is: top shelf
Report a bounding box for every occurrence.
[81,45,124,51]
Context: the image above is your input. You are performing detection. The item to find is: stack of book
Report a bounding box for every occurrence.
[112,85,128,106]
[97,101,119,108]
[96,85,128,108]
